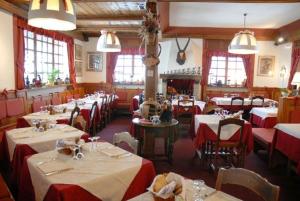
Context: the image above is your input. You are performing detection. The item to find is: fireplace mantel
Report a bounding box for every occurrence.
[159,74,201,83]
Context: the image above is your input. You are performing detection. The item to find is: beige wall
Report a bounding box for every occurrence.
[0,9,15,90]
[159,38,292,89]
[75,38,107,83]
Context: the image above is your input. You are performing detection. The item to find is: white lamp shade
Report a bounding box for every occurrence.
[97,31,121,52]
[292,72,300,84]
[28,0,76,31]
[228,30,258,54]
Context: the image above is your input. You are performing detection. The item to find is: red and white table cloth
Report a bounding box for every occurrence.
[273,124,300,174]
[18,142,156,201]
[193,115,253,153]
[250,107,277,128]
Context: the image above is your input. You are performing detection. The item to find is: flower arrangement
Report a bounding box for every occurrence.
[138,11,160,43]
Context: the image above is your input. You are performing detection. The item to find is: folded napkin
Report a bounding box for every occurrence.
[37,160,73,175]
[101,148,128,157]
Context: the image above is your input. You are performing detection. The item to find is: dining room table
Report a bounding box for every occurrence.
[128,178,242,201]
[210,97,275,111]
[250,107,278,128]
[271,123,300,175]
[193,115,253,155]
[18,141,156,201]
[2,124,89,190]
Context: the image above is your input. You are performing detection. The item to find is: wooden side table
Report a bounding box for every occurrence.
[132,118,179,163]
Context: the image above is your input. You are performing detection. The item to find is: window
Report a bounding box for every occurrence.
[208,56,247,87]
[24,30,69,83]
[114,55,145,85]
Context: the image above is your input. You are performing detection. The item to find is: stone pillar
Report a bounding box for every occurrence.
[144,0,158,101]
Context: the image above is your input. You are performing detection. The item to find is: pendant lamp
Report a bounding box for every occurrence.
[228,13,258,54]
[97,30,121,52]
[28,0,76,31]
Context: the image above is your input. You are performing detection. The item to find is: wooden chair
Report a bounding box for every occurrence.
[32,95,46,113]
[113,132,139,154]
[230,97,244,114]
[176,99,195,128]
[100,96,108,127]
[50,93,62,105]
[6,98,25,117]
[215,168,280,201]
[209,118,245,171]
[88,101,98,137]
[251,96,265,107]
[69,106,80,127]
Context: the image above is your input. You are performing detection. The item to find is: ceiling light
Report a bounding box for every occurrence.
[97,30,121,52]
[277,37,285,43]
[228,13,258,55]
[28,0,76,31]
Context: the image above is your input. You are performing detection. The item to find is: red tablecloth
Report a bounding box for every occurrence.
[193,122,253,154]
[250,114,277,128]
[18,158,156,201]
[130,98,139,114]
[274,129,300,175]
[2,132,90,192]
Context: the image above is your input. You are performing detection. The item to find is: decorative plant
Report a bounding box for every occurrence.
[48,69,60,84]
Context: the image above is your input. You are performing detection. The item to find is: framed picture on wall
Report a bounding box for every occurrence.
[87,52,103,72]
[75,44,83,60]
[75,60,83,77]
[257,56,275,77]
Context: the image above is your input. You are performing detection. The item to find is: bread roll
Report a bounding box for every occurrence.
[153,174,168,192]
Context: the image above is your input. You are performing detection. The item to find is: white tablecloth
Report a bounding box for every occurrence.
[250,107,278,120]
[194,115,241,140]
[211,97,274,106]
[27,142,142,201]
[274,124,300,139]
[6,124,85,161]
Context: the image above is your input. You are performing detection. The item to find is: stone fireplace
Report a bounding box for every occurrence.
[160,74,201,99]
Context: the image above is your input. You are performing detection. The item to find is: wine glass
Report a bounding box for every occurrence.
[192,179,206,201]
[88,136,100,151]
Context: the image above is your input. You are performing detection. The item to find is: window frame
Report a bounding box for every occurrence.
[24,30,69,83]
[113,54,145,86]
[208,55,247,88]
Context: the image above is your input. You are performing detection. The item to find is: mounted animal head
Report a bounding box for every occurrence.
[176,38,190,65]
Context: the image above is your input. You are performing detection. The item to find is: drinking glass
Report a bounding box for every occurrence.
[192,180,206,201]
[88,136,100,151]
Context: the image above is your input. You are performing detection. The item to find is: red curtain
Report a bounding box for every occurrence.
[106,48,145,84]
[288,43,300,88]
[241,54,255,89]
[13,16,25,90]
[13,16,76,88]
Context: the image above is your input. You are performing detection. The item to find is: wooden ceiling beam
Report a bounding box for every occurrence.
[0,0,27,18]
[77,14,143,21]
[76,25,140,32]
[74,0,145,2]
[157,0,300,2]
[163,26,278,40]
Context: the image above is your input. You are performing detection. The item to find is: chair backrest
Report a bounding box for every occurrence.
[177,99,195,114]
[0,100,7,120]
[101,96,108,111]
[231,97,244,106]
[69,106,80,126]
[89,101,98,136]
[6,98,25,117]
[50,93,62,105]
[251,96,264,106]
[217,118,245,145]
[113,132,139,154]
[215,168,280,201]
[32,95,46,113]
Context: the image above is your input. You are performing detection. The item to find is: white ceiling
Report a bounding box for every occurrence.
[169,3,300,29]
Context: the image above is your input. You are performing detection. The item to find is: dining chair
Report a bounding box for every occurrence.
[176,99,195,128]
[50,92,62,105]
[100,96,108,127]
[230,97,244,114]
[113,132,139,154]
[88,101,98,137]
[69,106,80,127]
[251,96,265,107]
[209,118,245,171]
[215,168,280,201]
[32,95,46,113]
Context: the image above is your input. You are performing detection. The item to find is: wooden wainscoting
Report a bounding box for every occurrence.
[277,97,300,123]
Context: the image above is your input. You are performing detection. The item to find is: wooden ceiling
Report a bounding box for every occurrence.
[2,0,300,42]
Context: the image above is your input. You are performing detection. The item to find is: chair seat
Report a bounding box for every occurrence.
[253,128,275,145]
